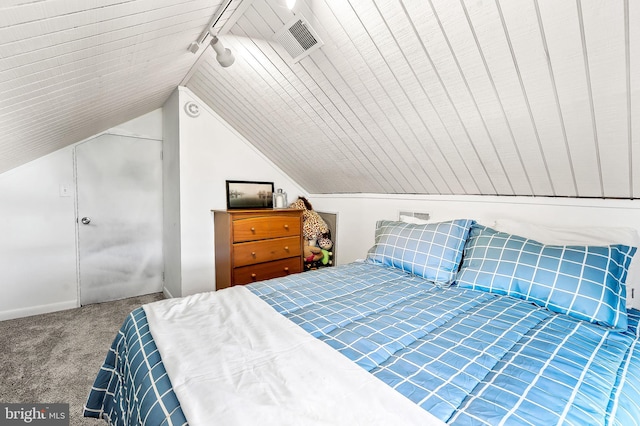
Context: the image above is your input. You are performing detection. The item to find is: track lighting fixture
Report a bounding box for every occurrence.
[210,36,235,68]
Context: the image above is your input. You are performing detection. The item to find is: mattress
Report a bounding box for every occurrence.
[84,262,640,425]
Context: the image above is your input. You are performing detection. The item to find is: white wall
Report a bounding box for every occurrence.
[309,194,640,261]
[308,193,640,307]
[164,87,306,297]
[0,148,77,320]
[0,109,163,320]
[162,89,182,299]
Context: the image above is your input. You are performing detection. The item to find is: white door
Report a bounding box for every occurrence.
[76,134,163,305]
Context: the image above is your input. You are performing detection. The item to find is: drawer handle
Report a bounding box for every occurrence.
[284,246,289,251]
[284,267,289,273]
[251,252,256,257]
[251,273,257,280]
[284,224,289,229]
[251,227,256,232]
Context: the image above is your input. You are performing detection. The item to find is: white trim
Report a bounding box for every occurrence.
[308,193,640,209]
[73,147,82,308]
[163,286,175,299]
[0,300,78,321]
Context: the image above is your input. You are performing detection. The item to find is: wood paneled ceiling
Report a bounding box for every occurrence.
[2,1,640,198]
[0,0,237,173]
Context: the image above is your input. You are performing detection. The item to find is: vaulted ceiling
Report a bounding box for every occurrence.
[2,0,640,198]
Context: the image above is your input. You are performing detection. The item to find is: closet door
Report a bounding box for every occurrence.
[75,134,163,305]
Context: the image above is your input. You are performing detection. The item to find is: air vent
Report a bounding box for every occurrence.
[273,15,324,63]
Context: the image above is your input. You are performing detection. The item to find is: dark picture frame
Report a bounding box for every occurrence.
[226,180,274,209]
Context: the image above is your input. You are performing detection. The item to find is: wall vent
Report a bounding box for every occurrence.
[273,15,324,63]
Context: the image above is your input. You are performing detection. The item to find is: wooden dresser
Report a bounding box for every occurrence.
[213,209,304,290]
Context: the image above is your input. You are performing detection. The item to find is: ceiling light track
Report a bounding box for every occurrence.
[188,0,235,54]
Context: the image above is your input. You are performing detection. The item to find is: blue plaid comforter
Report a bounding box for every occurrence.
[83,308,187,426]
[85,262,640,425]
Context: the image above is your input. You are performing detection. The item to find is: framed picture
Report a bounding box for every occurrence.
[226,180,274,209]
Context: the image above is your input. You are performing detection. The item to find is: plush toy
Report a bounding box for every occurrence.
[303,240,324,263]
[289,197,331,242]
[318,237,333,250]
[291,197,335,266]
[304,242,333,267]
[320,249,333,265]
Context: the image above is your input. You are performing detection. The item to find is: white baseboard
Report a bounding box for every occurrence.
[163,286,176,299]
[0,300,78,322]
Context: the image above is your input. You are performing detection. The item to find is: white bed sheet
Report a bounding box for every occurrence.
[144,286,445,426]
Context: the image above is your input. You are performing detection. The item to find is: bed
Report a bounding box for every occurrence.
[84,219,640,425]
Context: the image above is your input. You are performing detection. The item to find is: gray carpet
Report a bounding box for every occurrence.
[0,293,165,425]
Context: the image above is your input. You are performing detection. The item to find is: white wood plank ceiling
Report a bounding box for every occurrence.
[0,0,238,173]
[2,1,640,198]
[187,0,640,197]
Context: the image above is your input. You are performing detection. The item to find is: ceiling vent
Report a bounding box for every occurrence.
[274,15,324,63]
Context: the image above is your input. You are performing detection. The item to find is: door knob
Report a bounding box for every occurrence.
[81,217,91,225]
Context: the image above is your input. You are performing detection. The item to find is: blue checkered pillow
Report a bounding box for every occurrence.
[366,219,475,285]
[456,224,636,330]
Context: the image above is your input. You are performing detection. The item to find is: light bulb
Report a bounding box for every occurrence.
[286,0,296,10]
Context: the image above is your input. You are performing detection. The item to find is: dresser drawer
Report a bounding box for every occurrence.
[233,257,303,285]
[233,236,301,267]
[233,215,301,242]
[214,209,304,290]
